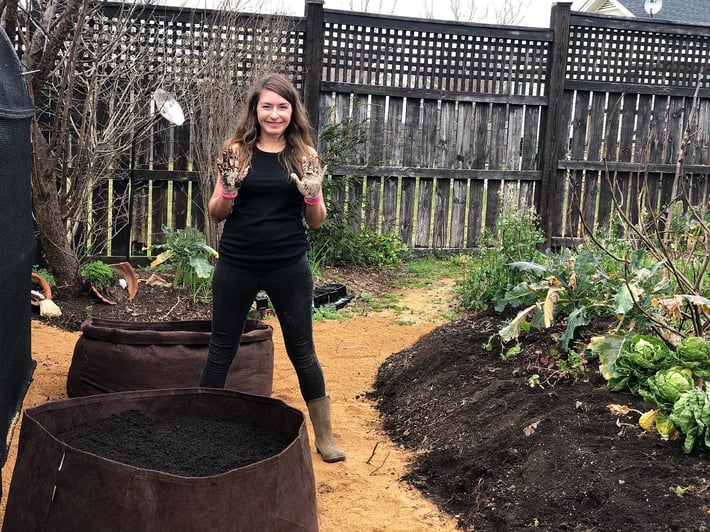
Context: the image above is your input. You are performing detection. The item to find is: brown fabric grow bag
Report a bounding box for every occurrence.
[67,318,273,397]
[2,388,318,532]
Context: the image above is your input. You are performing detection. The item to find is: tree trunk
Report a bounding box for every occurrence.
[31,123,81,291]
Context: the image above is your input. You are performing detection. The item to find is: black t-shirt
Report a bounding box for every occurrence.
[218,148,308,268]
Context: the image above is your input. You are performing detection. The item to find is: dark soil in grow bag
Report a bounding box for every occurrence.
[57,409,293,476]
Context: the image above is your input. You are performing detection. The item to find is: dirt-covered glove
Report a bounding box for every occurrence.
[290,154,325,203]
[217,147,248,198]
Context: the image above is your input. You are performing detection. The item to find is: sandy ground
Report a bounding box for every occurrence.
[1,285,460,531]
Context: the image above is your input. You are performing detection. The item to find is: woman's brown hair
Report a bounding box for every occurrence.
[223,73,317,177]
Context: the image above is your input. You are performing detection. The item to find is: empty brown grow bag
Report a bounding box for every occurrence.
[67,318,273,397]
[2,388,319,532]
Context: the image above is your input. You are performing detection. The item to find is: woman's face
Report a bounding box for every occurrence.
[256,89,292,138]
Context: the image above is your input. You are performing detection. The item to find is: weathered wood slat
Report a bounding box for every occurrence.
[432,178,451,248]
[403,98,421,167]
[569,90,589,161]
[365,176,381,230]
[521,105,540,170]
[384,97,404,167]
[150,182,169,247]
[415,178,433,248]
[348,176,365,232]
[635,95,654,166]
[381,176,398,234]
[472,102,489,169]
[438,100,456,168]
[450,179,468,248]
[506,105,524,171]
[489,104,507,170]
[399,177,416,246]
[466,180,485,246]
[484,180,502,234]
[421,100,438,167]
[455,102,474,169]
[369,95,387,166]
[619,93,639,164]
[694,100,710,165]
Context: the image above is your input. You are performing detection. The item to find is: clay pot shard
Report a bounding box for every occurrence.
[88,262,139,305]
[30,272,52,307]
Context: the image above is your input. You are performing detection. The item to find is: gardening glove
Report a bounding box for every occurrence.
[290,153,325,202]
[217,147,248,197]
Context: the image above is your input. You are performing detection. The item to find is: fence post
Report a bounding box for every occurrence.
[538,2,571,247]
[303,0,325,132]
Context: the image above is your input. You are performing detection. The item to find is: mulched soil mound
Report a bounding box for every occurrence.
[369,312,710,532]
[57,410,293,476]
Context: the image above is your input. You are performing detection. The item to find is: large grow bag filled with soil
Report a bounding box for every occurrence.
[67,318,274,397]
[2,388,318,532]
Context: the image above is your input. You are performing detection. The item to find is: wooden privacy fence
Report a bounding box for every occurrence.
[91,1,709,258]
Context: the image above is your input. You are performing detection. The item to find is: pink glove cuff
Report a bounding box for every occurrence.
[304,192,323,206]
[220,188,238,199]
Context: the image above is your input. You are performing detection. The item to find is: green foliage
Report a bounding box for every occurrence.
[496,247,672,351]
[80,261,117,291]
[309,225,410,269]
[33,266,56,287]
[309,112,411,269]
[599,334,674,393]
[669,383,710,454]
[593,334,710,453]
[150,225,218,298]
[638,367,695,411]
[457,207,545,311]
[675,336,710,377]
[400,254,466,289]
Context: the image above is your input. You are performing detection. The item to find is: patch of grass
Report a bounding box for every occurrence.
[313,306,353,322]
[397,255,466,288]
[363,292,399,312]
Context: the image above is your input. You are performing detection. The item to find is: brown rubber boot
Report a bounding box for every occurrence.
[306,396,346,463]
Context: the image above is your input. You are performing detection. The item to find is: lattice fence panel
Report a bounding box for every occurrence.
[567,23,710,89]
[322,15,550,96]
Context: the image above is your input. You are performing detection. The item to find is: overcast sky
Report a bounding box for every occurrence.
[167,0,569,27]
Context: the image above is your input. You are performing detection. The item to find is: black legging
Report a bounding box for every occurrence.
[199,253,326,401]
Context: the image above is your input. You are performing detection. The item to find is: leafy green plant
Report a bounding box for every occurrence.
[80,261,118,291]
[638,367,695,412]
[309,225,410,269]
[669,383,710,454]
[496,247,673,351]
[150,225,218,297]
[594,334,710,453]
[33,266,56,287]
[458,206,544,311]
[674,336,710,377]
[309,111,412,270]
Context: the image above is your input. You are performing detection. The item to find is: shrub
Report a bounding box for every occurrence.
[150,226,218,299]
[458,206,544,311]
[80,261,117,291]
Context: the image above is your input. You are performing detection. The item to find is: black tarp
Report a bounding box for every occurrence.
[0,25,37,499]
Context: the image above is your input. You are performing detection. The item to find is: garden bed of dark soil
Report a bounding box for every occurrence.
[34,265,710,531]
[369,312,710,531]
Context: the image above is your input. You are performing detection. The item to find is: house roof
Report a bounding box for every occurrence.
[572,0,710,25]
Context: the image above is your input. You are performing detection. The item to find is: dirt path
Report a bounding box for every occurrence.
[2,284,461,531]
